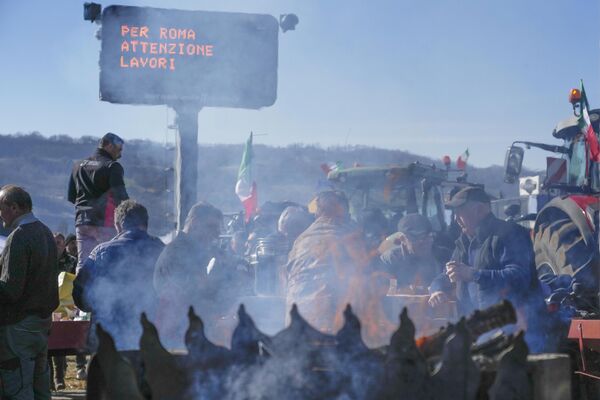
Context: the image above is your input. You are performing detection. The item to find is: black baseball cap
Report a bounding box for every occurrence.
[397,213,432,237]
[445,186,490,209]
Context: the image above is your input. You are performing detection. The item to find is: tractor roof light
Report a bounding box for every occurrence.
[569,88,582,105]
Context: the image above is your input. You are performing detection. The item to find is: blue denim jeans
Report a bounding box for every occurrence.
[0,316,51,400]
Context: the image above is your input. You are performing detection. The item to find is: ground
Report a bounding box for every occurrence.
[51,356,86,399]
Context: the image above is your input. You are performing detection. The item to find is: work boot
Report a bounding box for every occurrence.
[55,380,66,391]
[76,367,87,380]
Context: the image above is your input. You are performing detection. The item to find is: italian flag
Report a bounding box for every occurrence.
[579,81,600,162]
[235,133,257,222]
[456,148,470,170]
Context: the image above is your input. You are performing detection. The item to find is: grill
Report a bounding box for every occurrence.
[87,300,532,400]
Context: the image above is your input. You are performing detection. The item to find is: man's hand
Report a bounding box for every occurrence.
[428,291,449,307]
[446,261,476,283]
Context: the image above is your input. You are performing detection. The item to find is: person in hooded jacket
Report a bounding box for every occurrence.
[286,191,370,333]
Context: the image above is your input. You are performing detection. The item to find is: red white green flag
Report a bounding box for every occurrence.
[320,161,342,175]
[456,148,470,170]
[579,81,600,162]
[235,133,257,222]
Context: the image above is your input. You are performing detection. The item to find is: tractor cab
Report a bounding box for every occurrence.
[504,88,600,198]
[326,162,480,258]
[327,163,451,233]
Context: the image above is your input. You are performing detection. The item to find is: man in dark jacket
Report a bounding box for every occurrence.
[0,185,59,400]
[73,200,164,351]
[153,201,224,348]
[68,133,129,270]
[429,186,549,352]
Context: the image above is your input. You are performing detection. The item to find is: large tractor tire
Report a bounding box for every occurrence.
[534,217,597,285]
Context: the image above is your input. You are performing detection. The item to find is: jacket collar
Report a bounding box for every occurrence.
[94,148,114,160]
[473,213,498,242]
[456,212,497,249]
[114,229,149,241]
[10,212,38,230]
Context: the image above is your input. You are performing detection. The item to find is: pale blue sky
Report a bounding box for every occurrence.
[0,0,598,169]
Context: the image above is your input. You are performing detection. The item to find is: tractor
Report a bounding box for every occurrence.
[326,162,478,260]
[503,85,600,307]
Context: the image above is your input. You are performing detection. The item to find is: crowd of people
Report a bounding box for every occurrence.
[0,132,563,398]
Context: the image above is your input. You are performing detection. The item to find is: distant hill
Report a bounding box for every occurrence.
[0,132,530,236]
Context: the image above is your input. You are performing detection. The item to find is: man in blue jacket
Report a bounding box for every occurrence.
[73,200,164,351]
[429,186,550,352]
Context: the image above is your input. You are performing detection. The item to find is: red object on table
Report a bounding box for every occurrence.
[568,319,600,380]
[568,319,600,352]
[48,320,90,353]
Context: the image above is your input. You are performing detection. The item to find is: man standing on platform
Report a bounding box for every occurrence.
[0,185,59,399]
[68,133,128,270]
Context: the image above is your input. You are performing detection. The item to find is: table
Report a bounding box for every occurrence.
[48,321,90,356]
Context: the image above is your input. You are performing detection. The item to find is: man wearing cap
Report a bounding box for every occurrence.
[68,133,129,270]
[429,186,548,351]
[379,214,443,292]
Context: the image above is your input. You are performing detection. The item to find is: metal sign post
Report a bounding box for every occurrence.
[173,104,200,229]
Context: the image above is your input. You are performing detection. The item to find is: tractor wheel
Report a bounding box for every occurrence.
[533,218,595,278]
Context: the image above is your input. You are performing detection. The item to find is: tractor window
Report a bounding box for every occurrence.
[568,137,587,186]
[419,185,443,232]
[424,189,438,219]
